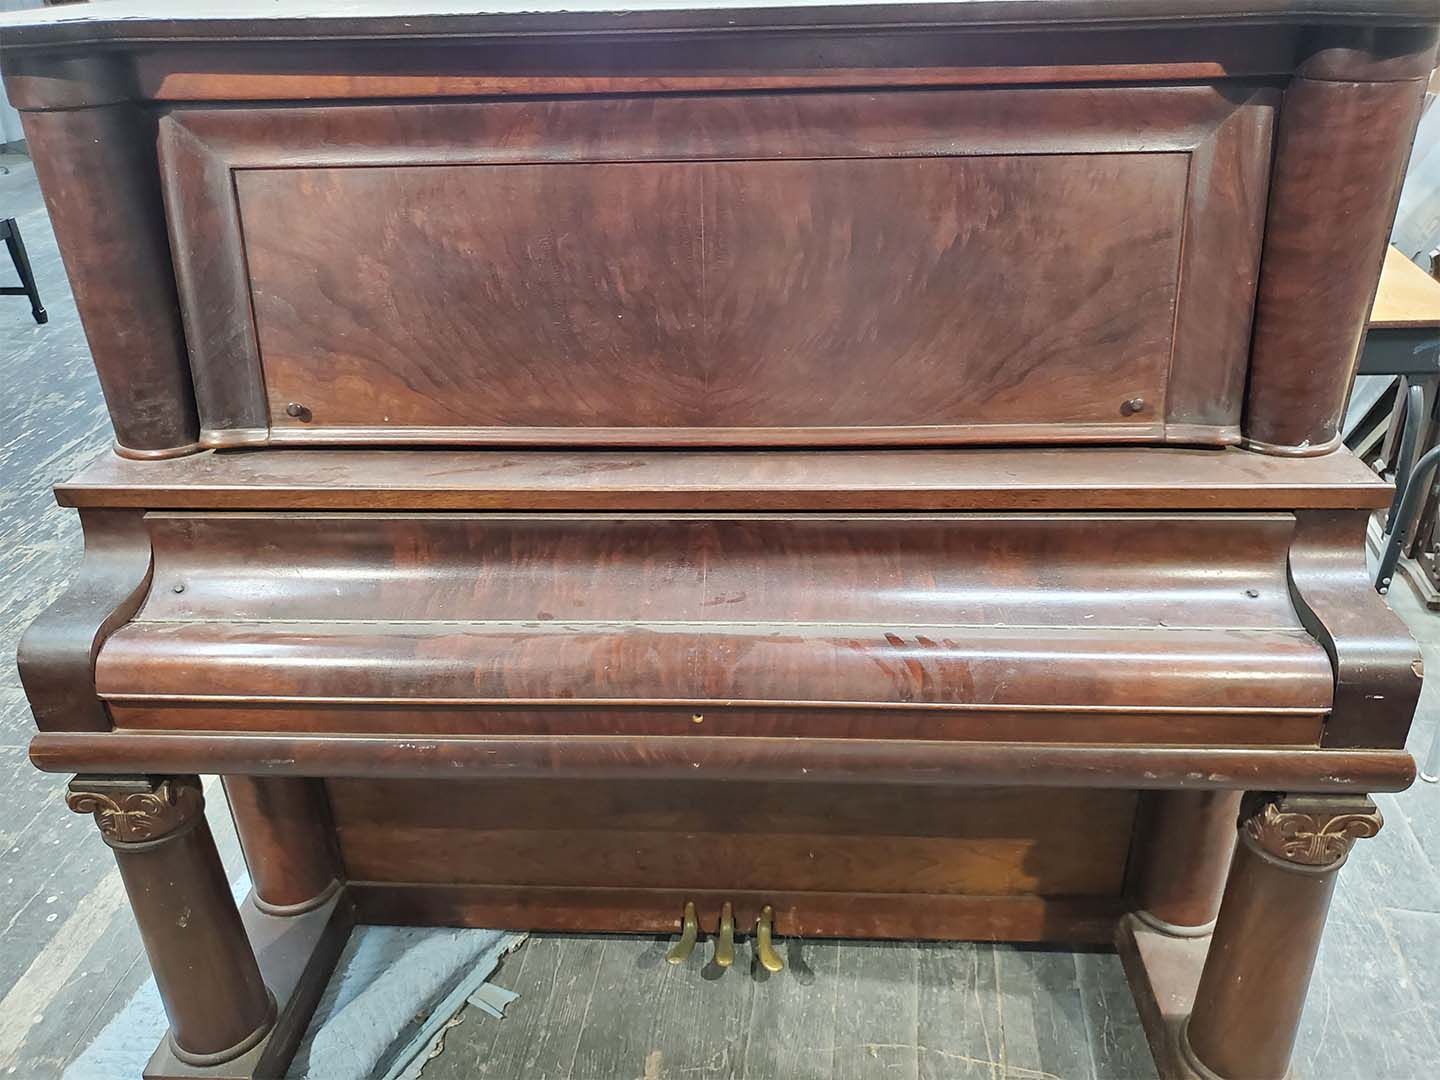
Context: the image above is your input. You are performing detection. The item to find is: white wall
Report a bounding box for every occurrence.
[0,1,46,146]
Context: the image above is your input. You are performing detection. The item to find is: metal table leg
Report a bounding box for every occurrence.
[1423,720,1440,783]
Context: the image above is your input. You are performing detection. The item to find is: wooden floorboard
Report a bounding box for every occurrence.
[916,942,1002,1080]
[741,938,842,1080]
[567,936,671,1080]
[5,150,1440,1080]
[1075,950,1157,1080]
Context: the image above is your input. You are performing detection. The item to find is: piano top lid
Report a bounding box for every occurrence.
[2,0,1438,47]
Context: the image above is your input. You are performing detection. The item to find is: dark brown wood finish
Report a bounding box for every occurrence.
[1289,511,1424,748]
[352,883,1128,945]
[222,778,343,915]
[145,891,354,1080]
[330,780,1135,900]
[4,1,1439,61]
[1130,791,1242,934]
[112,704,1326,748]
[158,86,1272,448]
[17,100,199,457]
[52,446,1395,512]
[26,733,1419,792]
[17,509,152,732]
[1183,793,1385,1079]
[66,777,275,1066]
[91,513,1332,741]
[354,887,1128,944]
[7,3,1438,1078]
[127,31,1288,100]
[1243,29,1435,454]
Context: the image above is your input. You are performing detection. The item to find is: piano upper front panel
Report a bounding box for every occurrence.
[158,84,1275,449]
[241,153,1184,438]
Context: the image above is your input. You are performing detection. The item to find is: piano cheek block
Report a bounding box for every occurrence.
[8,5,1433,1079]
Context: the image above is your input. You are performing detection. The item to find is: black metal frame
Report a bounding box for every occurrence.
[1376,382,1440,593]
[1,216,46,324]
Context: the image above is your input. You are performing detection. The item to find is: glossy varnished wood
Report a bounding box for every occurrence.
[1243,59,1433,453]
[89,512,1331,744]
[5,4,1437,1078]
[158,85,1271,448]
[328,780,1136,896]
[52,447,1395,511]
[1129,791,1241,933]
[144,891,355,1080]
[349,883,1128,945]
[1182,795,1384,1080]
[26,732,1420,792]
[240,154,1181,444]
[18,104,199,456]
[1288,511,1424,748]
[16,509,152,732]
[222,778,342,914]
[66,777,275,1066]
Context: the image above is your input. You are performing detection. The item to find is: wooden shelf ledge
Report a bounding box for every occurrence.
[55,446,1391,512]
[28,732,1418,792]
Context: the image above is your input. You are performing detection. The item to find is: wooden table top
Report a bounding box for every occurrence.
[1371,245,1440,330]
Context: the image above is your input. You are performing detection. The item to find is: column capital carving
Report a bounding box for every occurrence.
[1239,792,1382,868]
[66,776,204,844]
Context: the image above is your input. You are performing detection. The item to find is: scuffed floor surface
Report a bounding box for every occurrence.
[3,153,1440,1080]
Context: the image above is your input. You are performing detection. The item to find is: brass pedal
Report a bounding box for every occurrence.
[755,904,784,973]
[666,900,699,965]
[714,901,736,968]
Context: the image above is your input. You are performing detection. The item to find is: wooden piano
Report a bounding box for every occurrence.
[4,2,1436,1077]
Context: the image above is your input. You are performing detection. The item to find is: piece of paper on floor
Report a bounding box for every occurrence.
[467,981,521,1019]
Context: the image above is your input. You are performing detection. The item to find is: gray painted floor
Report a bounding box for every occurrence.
[1,153,1439,1080]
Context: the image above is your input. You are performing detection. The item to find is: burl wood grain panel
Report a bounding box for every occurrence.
[235,153,1187,442]
[327,779,1138,898]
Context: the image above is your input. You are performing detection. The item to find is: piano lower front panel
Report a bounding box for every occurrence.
[89,507,1332,942]
[330,778,1138,943]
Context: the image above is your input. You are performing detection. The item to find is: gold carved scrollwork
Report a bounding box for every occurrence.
[66,777,204,844]
[1241,793,1383,867]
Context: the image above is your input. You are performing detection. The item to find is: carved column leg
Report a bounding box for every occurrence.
[1182,793,1383,1080]
[223,777,344,915]
[1132,791,1241,936]
[68,776,275,1067]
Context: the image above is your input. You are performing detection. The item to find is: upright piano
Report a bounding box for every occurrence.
[5,2,1435,1077]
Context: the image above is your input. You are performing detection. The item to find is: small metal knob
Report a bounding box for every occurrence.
[1120,397,1146,416]
[285,402,312,422]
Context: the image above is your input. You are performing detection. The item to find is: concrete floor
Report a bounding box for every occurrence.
[2,152,1440,1079]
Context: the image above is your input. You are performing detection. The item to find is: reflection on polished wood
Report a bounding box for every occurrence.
[5,2,1434,1078]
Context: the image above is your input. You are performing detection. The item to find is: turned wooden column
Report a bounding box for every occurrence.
[1131,791,1241,935]
[1242,27,1435,455]
[223,777,344,914]
[67,776,275,1067]
[1183,792,1384,1080]
[4,53,199,458]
